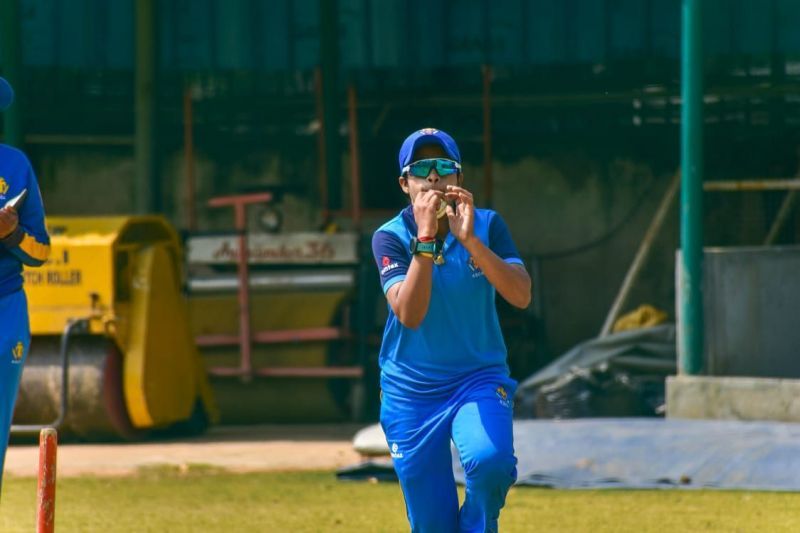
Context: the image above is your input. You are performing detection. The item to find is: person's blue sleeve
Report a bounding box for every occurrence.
[1,158,50,267]
[488,212,524,266]
[372,230,410,294]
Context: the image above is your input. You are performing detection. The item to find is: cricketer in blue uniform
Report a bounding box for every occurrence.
[372,128,531,532]
[0,77,51,495]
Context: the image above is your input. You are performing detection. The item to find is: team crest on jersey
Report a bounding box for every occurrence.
[0,177,8,196]
[496,386,511,408]
[11,341,24,362]
[468,256,484,278]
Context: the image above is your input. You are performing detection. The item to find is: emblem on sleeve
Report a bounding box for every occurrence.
[381,256,399,276]
[12,341,24,362]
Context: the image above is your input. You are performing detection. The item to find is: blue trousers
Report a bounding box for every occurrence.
[0,290,30,496]
[380,376,517,533]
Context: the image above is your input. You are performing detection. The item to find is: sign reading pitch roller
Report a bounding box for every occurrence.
[187,232,359,265]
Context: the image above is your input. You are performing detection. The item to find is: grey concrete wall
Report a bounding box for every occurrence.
[35,146,324,233]
[486,153,680,357]
[35,147,136,215]
[667,375,800,422]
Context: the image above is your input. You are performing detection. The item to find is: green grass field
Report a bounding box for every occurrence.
[2,467,799,532]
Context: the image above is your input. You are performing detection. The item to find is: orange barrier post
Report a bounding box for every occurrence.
[36,428,57,533]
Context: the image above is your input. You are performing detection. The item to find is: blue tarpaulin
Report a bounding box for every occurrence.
[452,418,800,491]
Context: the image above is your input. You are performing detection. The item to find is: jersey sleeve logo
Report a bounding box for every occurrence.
[0,177,8,196]
[380,256,400,276]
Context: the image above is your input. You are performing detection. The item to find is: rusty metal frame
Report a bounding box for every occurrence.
[199,192,363,381]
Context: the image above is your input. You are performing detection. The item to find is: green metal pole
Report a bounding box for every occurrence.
[135,0,156,214]
[1,0,22,147]
[680,0,704,375]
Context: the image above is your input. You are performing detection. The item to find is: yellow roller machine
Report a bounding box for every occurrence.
[13,216,218,440]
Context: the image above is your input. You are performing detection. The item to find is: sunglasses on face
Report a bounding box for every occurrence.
[402,158,461,179]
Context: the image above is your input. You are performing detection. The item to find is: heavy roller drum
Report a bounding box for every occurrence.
[12,216,219,441]
[14,334,138,440]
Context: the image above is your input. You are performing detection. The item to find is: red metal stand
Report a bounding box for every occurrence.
[206,193,272,380]
[347,83,362,230]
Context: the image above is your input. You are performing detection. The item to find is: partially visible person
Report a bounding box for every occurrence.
[0,76,51,496]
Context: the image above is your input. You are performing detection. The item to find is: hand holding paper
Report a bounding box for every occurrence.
[0,188,25,238]
[4,188,27,210]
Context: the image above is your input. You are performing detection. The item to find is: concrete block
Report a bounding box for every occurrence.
[667,375,800,423]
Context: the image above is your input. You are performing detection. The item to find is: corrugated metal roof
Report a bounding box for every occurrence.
[12,0,800,72]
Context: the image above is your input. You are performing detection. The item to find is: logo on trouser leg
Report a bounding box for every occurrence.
[11,341,24,363]
[496,386,511,408]
[390,442,404,459]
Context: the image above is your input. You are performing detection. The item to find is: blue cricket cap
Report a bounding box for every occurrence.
[0,77,13,111]
[398,128,461,172]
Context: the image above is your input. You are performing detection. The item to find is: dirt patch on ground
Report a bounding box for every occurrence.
[4,424,366,478]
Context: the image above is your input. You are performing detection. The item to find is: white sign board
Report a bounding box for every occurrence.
[187,232,359,265]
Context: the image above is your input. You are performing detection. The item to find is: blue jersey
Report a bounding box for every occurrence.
[372,206,524,397]
[0,144,50,298]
